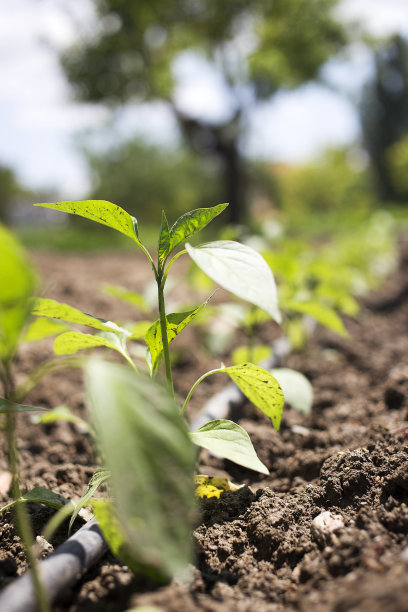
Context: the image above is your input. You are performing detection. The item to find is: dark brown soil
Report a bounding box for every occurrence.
[1,240,408,612]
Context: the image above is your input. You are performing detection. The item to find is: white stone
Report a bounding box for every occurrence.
[311,511,344,541]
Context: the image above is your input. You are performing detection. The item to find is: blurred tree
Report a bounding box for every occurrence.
[275,148,375,217]
[387,134,408,200]
[254,147,375,222]
[359,34,408,203]
[61,0,349,223]
[85,138,222,223]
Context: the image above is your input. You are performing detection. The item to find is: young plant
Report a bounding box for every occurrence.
[34,200,284,469]
[261,236,357,349]
[33,200,285,578]
[0,224,51,612]
[0,224,103,609]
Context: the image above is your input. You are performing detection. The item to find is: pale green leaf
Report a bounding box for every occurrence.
[145,297,211,372]
[0,397,45,414]
[54,331,134,367]
[190,419,269,475]
[270,368,313,415]
[86,360,196,579]
[23,317,70,343]
[31,405,89,429]
[34,200,140,244]
[54,331,117,355]
[32,297,130,335]
[0,224,36,361]
[168,204,228,255]
[186,240,281,323]
[285,300,348,336]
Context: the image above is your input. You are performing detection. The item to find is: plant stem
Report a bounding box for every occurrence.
[157,277,174,397]
[138,242,157,275]
[4,365,49,612]
[181,368,220,416]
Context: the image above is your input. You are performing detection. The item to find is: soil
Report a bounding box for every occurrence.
[1,238,408,612]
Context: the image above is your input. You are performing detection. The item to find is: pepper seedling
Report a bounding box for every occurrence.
[32,200,285,578]
[34,200,285,472]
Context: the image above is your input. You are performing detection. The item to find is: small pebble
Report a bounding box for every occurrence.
[35,536,54,556]
[311,511,344,543]
[291,424,310,436]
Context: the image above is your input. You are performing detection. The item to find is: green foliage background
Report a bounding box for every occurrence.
[85,140,222,224]
[60,0,349,223]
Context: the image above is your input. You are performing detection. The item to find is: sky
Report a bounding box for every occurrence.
[1,0,408,199]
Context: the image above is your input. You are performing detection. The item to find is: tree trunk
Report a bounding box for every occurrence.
[174,107,247,224]
[220,136,246,225]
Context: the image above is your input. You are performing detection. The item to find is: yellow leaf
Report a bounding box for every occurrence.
[194,474,243,499]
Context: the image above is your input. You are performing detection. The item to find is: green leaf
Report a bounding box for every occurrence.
[34,200,140,244]
[31,405,89,429]
[0,485,69,513]
[270,368,313,415]
[186,240,281,323]
[190,419,269,475]
[23,317,70,343]
[86,360,196,580]
[213,363,284,430]
[0,224,36,361]
[22,486,69,509]
[54,331,134,367]
[54,331,117,355]
[0,397,45,414]
[285,299,348,336]
[69,468,110,534]
[32,297,130,335]
[168,204,228,256]
[91,498,134,565]
[145,297,211,373]
[103,285,150,314]
[158,210,171,267]
[92,498,165,580]
[286,318,307,351]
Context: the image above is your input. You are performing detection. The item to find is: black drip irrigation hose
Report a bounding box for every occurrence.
[0,337,291,611]
[0,519,107,611]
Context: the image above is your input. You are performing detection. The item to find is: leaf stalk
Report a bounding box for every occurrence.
[181,368,220,416]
